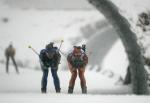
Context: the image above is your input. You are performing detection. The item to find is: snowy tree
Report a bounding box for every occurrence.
[88,0,148,94]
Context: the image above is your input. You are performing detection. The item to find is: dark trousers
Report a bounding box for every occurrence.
[41,67,60,92]
[68,67,87,94]
[6,56,19,73]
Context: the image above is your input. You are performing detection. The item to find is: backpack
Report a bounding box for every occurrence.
[46,48,56,60]
[68,52,87,68]
[40,47,61,67]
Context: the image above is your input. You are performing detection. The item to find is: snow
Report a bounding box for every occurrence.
[0,64,150,103]
[0,64,131,94]
[0,64,133,103]
[0,0,93,10]
[0,8,103,67]
[1,94,150,103]
[102,40,128,78]
[0,0,150,102]
[101,0,150,79]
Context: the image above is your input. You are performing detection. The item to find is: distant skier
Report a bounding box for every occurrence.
[67,45,88,94]
[39,42,61,93]
[5,43,19,74]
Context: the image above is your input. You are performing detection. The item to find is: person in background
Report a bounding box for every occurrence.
[5,43,19,74]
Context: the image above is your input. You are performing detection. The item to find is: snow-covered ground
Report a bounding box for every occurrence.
[1,64,150,103]
[1,94,150,103]
[0,64,134,103]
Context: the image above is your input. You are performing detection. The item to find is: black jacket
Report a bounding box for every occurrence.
[39,47,61,67]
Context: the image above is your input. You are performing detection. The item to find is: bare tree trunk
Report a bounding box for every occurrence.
[88,0,148,94]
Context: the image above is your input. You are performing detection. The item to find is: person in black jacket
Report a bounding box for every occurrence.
[39,42,61,93]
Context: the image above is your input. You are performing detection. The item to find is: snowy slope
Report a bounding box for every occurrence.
[0,0,149,79]
[0,0,93,10]
[102,40,128,78]
[0,64,131,94]
[1,93,150,103]
[1,64,150,103]
[0,9,102,68]
[0,63,133,103]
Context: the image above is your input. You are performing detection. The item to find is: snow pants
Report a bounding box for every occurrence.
[41,66,60,92]
[68,66,87,90]
[6,56,19,73]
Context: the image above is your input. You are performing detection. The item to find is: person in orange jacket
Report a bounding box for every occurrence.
[67,46,88,94]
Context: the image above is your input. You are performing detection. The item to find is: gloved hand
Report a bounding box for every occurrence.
[44,62,50,67]
[73,61,84,68]
[40,59,50,68]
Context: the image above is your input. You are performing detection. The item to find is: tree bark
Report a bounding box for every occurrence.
[88,0,148,94]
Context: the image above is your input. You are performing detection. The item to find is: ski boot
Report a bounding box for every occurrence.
[82,86,87,94]
[56,88,61,93]
[41,88,47,93]
[68,87,74,94]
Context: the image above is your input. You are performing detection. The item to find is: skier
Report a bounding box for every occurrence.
[5,43,19,74]
[67,45,88,94]
[39,42,61,93]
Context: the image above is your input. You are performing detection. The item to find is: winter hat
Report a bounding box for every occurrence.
[46,42,54,50]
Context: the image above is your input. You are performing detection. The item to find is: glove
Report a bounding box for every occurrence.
[40,59,50,68]
[44,62,50,67]
[73,61,84,68]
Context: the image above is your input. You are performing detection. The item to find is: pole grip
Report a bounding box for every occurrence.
[28,45,39,56]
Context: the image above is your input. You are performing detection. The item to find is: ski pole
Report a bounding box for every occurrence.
[59,50,67,58]
[58,40,68,58]
[58,40,64,51]
[28,45,39,56]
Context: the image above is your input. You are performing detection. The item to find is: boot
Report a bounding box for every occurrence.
[68,87,74,94]
[41,88,47,93]
[82,86,87,94]
[56,88,61,93]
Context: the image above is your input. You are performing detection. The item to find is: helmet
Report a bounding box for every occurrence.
[73,46,81,49]
[46,42,54,49]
